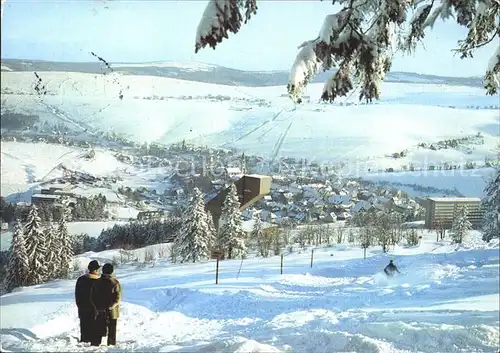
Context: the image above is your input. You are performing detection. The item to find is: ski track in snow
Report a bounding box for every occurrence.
[1,233,499,353]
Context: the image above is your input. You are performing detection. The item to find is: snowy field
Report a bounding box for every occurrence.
[1,231,499,352]
[1,70,498,168]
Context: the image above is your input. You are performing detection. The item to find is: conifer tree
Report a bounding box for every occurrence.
[451,205,472,244]
[44,223,59,281]
[219,184,247,259]
[57,203,74,279]
[481,168,499,242]
[6,221,30,292]
[175,188,213,263]
[24,205,48,284]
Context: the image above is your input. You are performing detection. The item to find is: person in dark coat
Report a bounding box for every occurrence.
[75,260,101,344]
[90,263,122,346]
[384,260,400,277]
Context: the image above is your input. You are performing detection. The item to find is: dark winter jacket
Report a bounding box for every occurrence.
[75,272,100,318]
[90,274,121,319]
[384,262,400,276]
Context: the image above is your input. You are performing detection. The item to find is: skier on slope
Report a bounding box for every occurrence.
[384,260,400,277]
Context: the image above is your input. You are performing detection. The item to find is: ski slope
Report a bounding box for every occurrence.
[1,70,498,169]
[1,232,499,352]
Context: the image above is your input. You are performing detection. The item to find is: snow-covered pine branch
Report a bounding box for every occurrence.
[287,41,323,104]
[481,167,500,242]
[194,0,257,53]
[484,46,500,95]
[194,0,499,102]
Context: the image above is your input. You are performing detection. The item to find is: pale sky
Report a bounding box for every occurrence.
[1,0,495,77]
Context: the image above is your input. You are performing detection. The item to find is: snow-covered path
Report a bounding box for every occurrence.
[1,234,499,352]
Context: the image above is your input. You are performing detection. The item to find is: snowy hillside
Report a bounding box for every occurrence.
[362,168,496,198]
[0,59,484,87]
[0,141,172,207]
[1,232,498,352]
[1,70,498,172]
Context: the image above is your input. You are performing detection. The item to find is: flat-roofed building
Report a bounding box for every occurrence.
[206,174,272,229]
[424,197,483,229]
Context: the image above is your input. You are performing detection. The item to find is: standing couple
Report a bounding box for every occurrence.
[74,260,122,346]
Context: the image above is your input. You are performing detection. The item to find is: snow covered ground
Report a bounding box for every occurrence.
[1,70,498,168]
[1,232,499,352]
[0,141,172,203]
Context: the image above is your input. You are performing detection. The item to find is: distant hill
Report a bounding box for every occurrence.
[0,58,483,88]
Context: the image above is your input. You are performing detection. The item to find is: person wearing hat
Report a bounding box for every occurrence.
[90,263,122,346]
[75,260,101,344]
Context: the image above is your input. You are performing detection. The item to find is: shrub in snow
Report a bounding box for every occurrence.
[193,0,499,103]
[404,228,420,247]
[269,228,284,256]
[481,168,499,242]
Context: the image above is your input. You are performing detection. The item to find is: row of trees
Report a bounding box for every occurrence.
[5,203,73,292]
[1,195,108,225]
[95,217,182,251]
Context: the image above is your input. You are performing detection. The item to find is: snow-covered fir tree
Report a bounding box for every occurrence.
[24,205,48,285]
[5,221,30,292]
[206,210,217,248]
[175,187,213,263]
[57,203,73,279]
[481,168,499,242]
[219,184,246,259]
[194,0,499,103]
[451,205,472,244]
[44,223,59,281]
